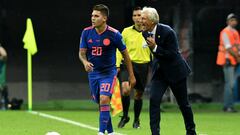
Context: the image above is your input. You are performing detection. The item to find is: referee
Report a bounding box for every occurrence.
[116,7,151,129]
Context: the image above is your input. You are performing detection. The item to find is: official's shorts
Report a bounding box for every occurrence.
[119,62,149,91]
[88,75,117,103]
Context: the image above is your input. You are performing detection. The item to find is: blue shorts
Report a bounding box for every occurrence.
[88,75,117,103]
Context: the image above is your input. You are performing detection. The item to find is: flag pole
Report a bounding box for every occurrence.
[23,18,38,111]
[27,50,32,111]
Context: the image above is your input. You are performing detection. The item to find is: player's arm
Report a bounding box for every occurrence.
[115,29,127,73]
[121,49,136,89]
[79,30,93,72]
[79,49,93,72]
[115,31,136,88]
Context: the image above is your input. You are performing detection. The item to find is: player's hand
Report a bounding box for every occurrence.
[128,75,136,89]
[121,82,131,95]
[83,61,94,72]
[146,37,156,50]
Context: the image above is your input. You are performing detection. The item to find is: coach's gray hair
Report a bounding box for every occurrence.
[142,7,159,24]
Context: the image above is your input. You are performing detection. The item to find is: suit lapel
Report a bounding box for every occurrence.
[155,24,161,43]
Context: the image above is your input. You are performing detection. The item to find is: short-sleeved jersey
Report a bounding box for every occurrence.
[116,25,152,67]
[80,26,126,76]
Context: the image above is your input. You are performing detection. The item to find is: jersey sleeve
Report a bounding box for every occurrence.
[115,32,126,52]
[79,30,87,49]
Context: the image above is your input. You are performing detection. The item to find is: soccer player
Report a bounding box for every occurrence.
[116,7,151,129]
[79,4,136,135]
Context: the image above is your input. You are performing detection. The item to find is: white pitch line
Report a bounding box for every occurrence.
[28,111,126,135]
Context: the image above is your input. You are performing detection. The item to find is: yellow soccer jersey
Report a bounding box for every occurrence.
[116,26,152,67]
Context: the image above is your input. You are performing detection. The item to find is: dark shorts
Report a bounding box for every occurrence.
[88,75,117,103]
[119,62,149,91]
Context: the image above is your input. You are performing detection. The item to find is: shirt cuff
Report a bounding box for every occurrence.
[153,45,158,52]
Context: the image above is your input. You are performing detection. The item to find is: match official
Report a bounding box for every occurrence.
[116,7,151,129]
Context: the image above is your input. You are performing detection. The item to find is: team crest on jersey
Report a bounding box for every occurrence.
[103,38,110,46]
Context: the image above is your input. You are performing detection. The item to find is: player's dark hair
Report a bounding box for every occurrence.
[93,4,109,17]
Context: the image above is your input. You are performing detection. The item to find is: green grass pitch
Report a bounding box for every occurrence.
[0,100,239,135]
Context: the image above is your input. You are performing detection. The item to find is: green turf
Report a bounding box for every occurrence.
[20,99,240,112]
[1,100,240,135]
[0,110,239,135]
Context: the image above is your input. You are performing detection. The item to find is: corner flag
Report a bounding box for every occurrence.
[110,78,123,117]
[23,18,38,55]
[22,18,38,111]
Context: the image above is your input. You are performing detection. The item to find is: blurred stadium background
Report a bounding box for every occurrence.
[0,0,240,108]
[1,0,240,135]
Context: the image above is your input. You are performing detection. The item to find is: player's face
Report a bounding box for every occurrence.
[91,10,107,28]
[132,10,142,26]
[141,12,154,32]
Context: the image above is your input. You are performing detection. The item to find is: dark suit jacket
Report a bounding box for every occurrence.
[150,23,191,83]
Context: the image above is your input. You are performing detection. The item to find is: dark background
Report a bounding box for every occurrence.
[0,0,240,101]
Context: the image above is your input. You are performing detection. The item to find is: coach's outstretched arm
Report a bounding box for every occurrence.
[121,49,136,89]
[79,49,94,72]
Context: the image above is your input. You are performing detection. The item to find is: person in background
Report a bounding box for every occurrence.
[0,43,8,110]
[116,7,151,129]
[216,13,240,112]
[79,4,136,135]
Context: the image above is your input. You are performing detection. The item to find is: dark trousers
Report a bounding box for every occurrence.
[150,78,196,135]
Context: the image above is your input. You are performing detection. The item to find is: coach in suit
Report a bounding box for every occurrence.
[141,7,196,135]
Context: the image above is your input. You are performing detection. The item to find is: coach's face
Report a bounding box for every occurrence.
[142,12,154,32]
[91,10,107,28]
